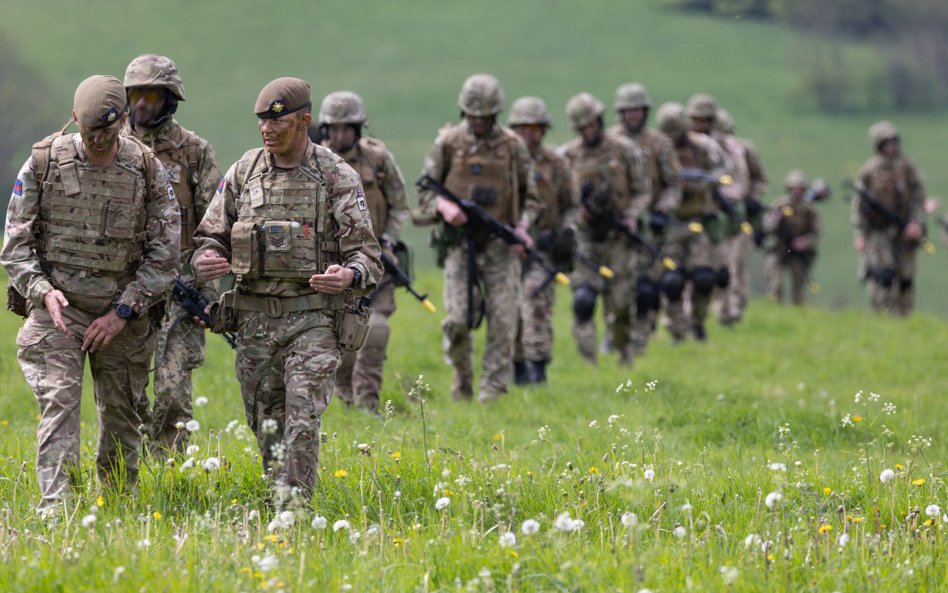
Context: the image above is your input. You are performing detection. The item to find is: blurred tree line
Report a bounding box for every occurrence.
[664,0,948,112]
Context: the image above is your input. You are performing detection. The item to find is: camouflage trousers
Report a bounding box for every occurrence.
[662,226,715,340]
[442,238,521,401]
[16,306,152,513]
[235,309,341,496]
[144,297,206,453]
[335,279,395,410]
[715,232,752,323]
[765,252,811,305]
[514,262,557,363]
[864,229,917,316]
[571,231,641,365]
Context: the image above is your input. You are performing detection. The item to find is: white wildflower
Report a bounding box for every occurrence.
[194,396,209,407]
[311,515,327,530]
[680,503,693,513]
[765,491,783,509]
[499,532,517,548]
[81,514,97,528]
[248,509,260,521]
[768,462,787,472]
[137,539,150,549]
[174,421,185,430]
[178,457,195,472]
[186,445,200,455]
[883,402,897,415]
[349,530,361,544]
[925,504,940,518]
[253,554,278,572]
[719,566,739,585]
[554,512,581,532]
[521,519,540,535]
[261,418,279,435]
[879,469,895,483]
[643,468,655,481]
[333,520,351,532]
[357,443,370,452]
[673,525,686,538]
[744,533,762,549]
[202,457,220,471]
[837,533,850,547]
[621,512,638,527]
[184,420,200,433]
[435,497,451,511]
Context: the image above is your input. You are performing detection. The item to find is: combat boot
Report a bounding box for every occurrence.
[618,347,635,368]
[527,360,548,385]
[451,373,473,401]
[692,322,707,342]
[513,361,530,386]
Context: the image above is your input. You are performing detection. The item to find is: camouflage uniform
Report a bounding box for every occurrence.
[764,171,820,304]
[123,55,222,452]
[192,78,381,496]
[608,83,682,356]
[729,120,769,318]
[416,74,540,402]
[314,91,409,411]
[508,97,574,384]
[558,93,651,365]
[852,121,926,316]
[656,102,727,341]
[1,75,180,514]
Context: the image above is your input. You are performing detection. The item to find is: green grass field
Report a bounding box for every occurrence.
[3,0,948,314]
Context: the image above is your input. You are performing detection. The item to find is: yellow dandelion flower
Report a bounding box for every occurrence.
[895,463,904,470]
[924,519,934,527]
[264,534,278,543]
[822,487,832,495]
[492,432,504,442]
[0,419,9,426]
[334,469,348,479]
[510,550,519,558]
[766,554,775,561]
[912,478,926,486]
[253,570,263,579]
[393,537,407,547]
[231,498,238,505]
[849,516,864,524]
[257,543,265,550]
[851,416,863,423]
[153,512,162,520]
[588,466,599,475]
[819,524,833,534]
[96,496,104,507]
[442,489,454,497]
[240,567,251,574]
[390,451,401,460]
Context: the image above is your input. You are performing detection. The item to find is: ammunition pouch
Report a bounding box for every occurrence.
[6,283,28,318]
[635,276,660,319]
[231,221,261,279]
[336,297,371,351]
[430,221,465,268]
[209,298,238,333]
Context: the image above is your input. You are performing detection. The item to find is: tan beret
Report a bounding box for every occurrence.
[74,75,126,128]
[255,77,311,119]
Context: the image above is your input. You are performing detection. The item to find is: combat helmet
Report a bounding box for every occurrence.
[508,96,552,127]
[124,54,186,101]
[318,91,368,126]
[868,120,899,150]
[458,74,505,116]
[784,170,809,190]
[614,83,651,111]
[686,93,718,120]
[656,102,687,139]
[714,109,735,134]
[565,93,604,129]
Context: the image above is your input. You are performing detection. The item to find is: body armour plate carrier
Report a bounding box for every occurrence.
[442,127,519,226]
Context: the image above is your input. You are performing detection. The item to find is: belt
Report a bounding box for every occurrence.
[224,291,345,317]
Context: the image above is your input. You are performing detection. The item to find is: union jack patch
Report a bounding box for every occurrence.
[217,177,226,193]
[13,179,23,197]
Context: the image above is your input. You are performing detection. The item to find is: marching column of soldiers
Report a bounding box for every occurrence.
[0,59,934,514]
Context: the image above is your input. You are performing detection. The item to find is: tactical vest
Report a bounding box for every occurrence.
[866,157,914,223]
[338,137,388,238]
[32,134,151,289]
[775,199,816,242]
[567,138,632,213]
[442,126,519,226]
[675,136,714,219]
[638,130,665,207]
[150,125,203,252]
[230,148,341,283]
[532,148,563,233]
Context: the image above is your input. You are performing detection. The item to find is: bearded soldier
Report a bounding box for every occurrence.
[508,96,574,385]
[852,121,927,316]
[764,171,820,304]
[192,78,381,498]
[558,92,650,366]
[2,75,179,516]
[608,82,682,356]
[655,102,726,341]
[416,74,541,402]
[311,91,409,412]
[123,54,222,452]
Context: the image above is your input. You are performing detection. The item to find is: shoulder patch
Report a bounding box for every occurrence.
[217,177,226,193]
[13,179,23,197]
[167,185,176,201]
[356,187,368,212]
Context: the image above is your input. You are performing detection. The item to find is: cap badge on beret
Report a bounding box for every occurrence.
[103,106,120,125]
[271,101,285,114]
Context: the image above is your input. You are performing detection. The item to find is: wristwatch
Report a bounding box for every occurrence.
[114,303,136,320]
[347,267,362,288]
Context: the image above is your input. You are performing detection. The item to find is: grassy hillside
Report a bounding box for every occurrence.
[3,0,948,315]
[0,270,945,591]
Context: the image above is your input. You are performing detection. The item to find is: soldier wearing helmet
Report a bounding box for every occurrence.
[763,170,820,305]
[313,91,409,412]
[416,74,541,402]
[852,121,927,316]
[608,82,682,356]
[122,54,222,453]
[557,92,651,367]
[507,97,574,385]
[654,101,727,342]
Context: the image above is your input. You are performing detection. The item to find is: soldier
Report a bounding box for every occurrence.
[123,54,222,453]
[558,92,650,366]
[764,171,820,304]
[191,77,382,498]
[655,102,727,341]
[507,96,574,385]
[608,83,682,356]
[852,121,927,316]
[416,74,540,402]
[1,75,180,516]
[312,91,409,412]
[712,108,768,324]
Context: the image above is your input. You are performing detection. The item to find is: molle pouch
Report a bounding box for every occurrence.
[261,220,315,280]
[6,283,28,318]
[209,295,238,333]
[231,221,261,279]
[336,297,371,352]
[104,198,138,240]
[470,186,497,207]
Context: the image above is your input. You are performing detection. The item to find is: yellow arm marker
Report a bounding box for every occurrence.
[662,257,678,271]
[599,266,615,279]
[421,299,437,313]
[719,174,734,186]
[740,222,754,235]
[554,272,571,286]
[922,238,936,255]
[688,222,704,234]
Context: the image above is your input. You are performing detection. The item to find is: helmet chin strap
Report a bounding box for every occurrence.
[130,92,178,129]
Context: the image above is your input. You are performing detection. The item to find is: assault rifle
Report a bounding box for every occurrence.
[680,168,738,220]
[172,278,237,349]
[842,179,935,255]
[379,246,436,313]
[579,180,662,260]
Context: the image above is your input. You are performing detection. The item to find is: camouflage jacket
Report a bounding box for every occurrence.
[763,196,820,253]
[608,124,682,213]
[191,140,382,298]
[557,134,651,222]
[739,137,768,202]
[1,133,180,315]
[852,153,926,234]
[529,144,575,233]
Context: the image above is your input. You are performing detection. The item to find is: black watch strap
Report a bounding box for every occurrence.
[115,303,136,320]
[348,267,362,287]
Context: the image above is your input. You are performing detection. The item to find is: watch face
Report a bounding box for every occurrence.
[116,304,133,319]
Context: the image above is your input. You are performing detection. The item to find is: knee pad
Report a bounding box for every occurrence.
[635,277,660,319]
[899,277,913,292]
[572,284,598,323]
[660,270,685,302]
[716,267,730,289]
[871,268,896,288]
[691,266,717,295]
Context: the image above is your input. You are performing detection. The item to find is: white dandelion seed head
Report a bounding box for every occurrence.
[499,532,517,548]
[202,457,220,471]
[81,514,97,528]
[435,497,451,511]
[680,503,693,513]
[185,444,200,455]
[925,504,940,518]
[643,468,655,481]
[768,462,787,472]
[673,525,687,538]
[178,457,195,472]
[248,509,260,521]
[880,469,895,483]
[311,515,327,530]
[194,396,209,407]
[837,533,850,547]
[719,566,739,584]
[136,539,150,549]
[332,519,351,532]
[554,512,578,532]
[621,512,638,527]
[765,491,783,509]
[521,519,540,535]
[184,420,200,433]
[261,418,279,435]
[744,533,762,548]
[253,554,278,572]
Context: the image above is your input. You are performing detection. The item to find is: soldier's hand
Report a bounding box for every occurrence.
[311,265,354,294]
[436,197,468,226]
[511,223,533,255]
[82,310,127,353]
[854,235,866,253]
[43,290,72,337]
[623,216,639,233]
[193,303,212,328]
[195,250,231,282]
[902,221,923,242]
[791,237,809,252]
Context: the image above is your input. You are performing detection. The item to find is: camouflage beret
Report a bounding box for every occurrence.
[255,77,311,119]
[74,75,127,128]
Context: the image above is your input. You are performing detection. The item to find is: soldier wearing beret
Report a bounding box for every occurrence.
[1,75,180,516]
[192,77,382,499]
